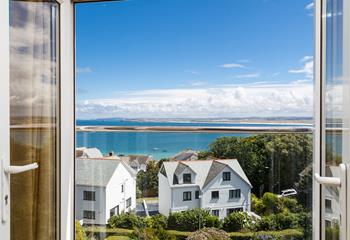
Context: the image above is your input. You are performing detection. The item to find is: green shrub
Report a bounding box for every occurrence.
[186,227,230,240]
[148,214,168,229]
[279,197,304,213]
[222,212,253,232]
[326,224,339,240]
[261,193,279,214]
[256,212,311,232]
[167,208,219,231]
[273,213,299,230]
[129,227,176,240]
[205,215,222,229]
[75,221,87,240]
[255,216,277,231]
[108,213,147,229]
[129,227,158,240]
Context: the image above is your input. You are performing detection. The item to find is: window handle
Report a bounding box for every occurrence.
[314,163,348,239]
[4,162,38,175]
[0,156,39,223]
[314,173,341,186]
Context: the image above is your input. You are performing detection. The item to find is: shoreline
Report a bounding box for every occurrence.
[76,125,314,133]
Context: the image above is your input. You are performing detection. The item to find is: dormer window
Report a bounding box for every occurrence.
[223,172,231,181]
[183,173,192,183]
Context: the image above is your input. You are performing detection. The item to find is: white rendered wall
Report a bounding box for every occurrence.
[171,186,200,212]
[75,185,106,225]
[201,166,251,219]
[105,164,136,223]
[158,173,172,216]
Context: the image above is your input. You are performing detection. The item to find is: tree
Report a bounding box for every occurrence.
[199,134,312,201]
[137,160,160,197]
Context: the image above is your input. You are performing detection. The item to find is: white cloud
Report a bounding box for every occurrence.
[235,73,260,79]
[289,60,314,79]
[300,56,313,62]
[76,82,314,119]
[220,63,245,68]
[77,67,92,73]
[305,2,314,10]
[272,72,280,76]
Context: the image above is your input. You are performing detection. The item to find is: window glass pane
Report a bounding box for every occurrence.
[75,1,313,239]
[323,0,345,239]
[9,1,59,240]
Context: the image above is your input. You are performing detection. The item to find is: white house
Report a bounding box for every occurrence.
[324,165,341,228]
[76,147,105,158]
[158,159,252,219]
[171,149,198,161]
[75,158,137,225]
[121,155,152,172]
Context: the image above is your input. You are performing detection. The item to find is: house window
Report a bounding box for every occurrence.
[223,172,231,181]
[121,184,124,193]
[229,189,241,199]
[212,210,220,217]
[126,197,132,208]
[195,190,200,199]
[183,191,192,201]
[83,210,95,220]
[83,191,96,201]
[211,191,219,199]
[110,205,120,218]
[227,208,243,216]
[325,199,332,211]
[183,173,192,183]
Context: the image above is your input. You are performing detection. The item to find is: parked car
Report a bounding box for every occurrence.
[278,189,297,198]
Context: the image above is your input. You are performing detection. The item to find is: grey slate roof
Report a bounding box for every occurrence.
[161,159,252,189]
[172,150,198,161]
[76,159,120,187]
[174,162,190,176]
[124,155,152,166]
[203,161,227,188]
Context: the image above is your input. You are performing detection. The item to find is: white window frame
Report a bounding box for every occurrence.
[314,0,350,239]
[1,0,349,239]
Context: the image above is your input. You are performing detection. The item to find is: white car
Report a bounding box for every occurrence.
[278,189,297,198]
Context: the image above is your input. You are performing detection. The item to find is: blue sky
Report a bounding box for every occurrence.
[76,0,314,119]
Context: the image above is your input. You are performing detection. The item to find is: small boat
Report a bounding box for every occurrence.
[152,147,159,151]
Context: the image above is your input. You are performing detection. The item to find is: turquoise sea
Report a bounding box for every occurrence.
[76,119,313,160]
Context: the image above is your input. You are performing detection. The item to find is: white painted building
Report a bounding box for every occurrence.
[121,155,152,172]
[158,159,252,219]
[324,166,341,227]
[75,158,137,225]
[171,149,198,161]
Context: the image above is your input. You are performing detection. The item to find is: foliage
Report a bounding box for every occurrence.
[129,227,176,240]
[255,212,309,232]
[261,193,279,214]
[75,221,87,240]
[137,161,160,197]
[199,134,312,206]
[325,224,339,240]
[147,214,168,229]
[186,228,230,240]
[167,208,221,231]
[84,226,304,240]
[108,213,147,229]
[222,212,253,232]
